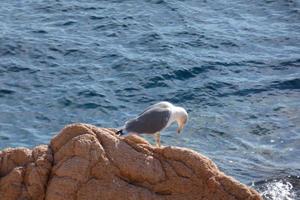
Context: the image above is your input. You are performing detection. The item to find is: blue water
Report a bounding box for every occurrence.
[0,0,299,199]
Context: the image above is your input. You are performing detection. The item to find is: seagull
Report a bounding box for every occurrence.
[117,101,188,147]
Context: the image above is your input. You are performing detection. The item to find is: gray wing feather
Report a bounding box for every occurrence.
[125,107,171,134]
[138,101,172,116]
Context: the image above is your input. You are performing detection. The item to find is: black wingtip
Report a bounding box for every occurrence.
[116,129,123,136]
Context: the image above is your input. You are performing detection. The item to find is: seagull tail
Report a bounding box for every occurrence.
[116,125,130,136]
[116,129,124,135]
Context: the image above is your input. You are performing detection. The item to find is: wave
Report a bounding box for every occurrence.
[255,176,300,200]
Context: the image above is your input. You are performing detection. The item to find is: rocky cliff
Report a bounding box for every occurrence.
[0,123,262,200]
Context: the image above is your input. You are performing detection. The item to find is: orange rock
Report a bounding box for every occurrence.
[0,123,262,200]
[0,145,52,200]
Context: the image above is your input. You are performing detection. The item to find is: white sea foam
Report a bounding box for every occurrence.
[260,180,296,200]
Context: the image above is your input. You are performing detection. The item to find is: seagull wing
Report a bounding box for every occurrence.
[138,101,173,116]
[125,107,171,134]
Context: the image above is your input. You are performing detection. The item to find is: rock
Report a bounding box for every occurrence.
[0,123,262,200]
[0,145,53,200]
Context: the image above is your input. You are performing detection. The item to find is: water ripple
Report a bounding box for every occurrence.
[0,1,299,198]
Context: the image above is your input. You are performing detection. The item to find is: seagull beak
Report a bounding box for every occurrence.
[177,126,183,134]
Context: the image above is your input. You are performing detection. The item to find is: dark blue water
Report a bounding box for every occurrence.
[0,0,299,199]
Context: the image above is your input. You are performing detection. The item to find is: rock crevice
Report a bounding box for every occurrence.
[0,123,262,200]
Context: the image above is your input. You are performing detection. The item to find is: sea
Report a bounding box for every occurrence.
[0,0,299,199]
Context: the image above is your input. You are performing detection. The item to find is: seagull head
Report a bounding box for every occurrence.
[174,107,188,134]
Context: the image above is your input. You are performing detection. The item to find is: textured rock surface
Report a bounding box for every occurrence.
[0,123,262,200]
[0,145,53,200]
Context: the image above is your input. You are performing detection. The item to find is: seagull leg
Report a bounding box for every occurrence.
[154,132,161,147]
